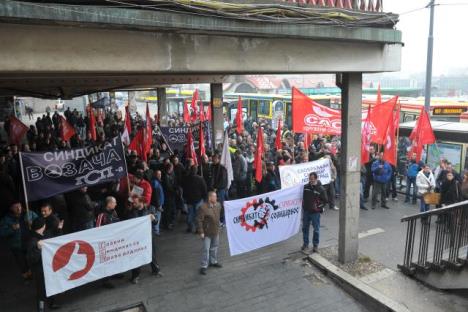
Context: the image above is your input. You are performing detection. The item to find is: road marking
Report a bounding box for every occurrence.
[358,227,385,239]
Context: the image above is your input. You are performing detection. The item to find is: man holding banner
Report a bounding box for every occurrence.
[301,172,328,253]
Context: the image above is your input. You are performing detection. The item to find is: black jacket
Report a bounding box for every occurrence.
[441,180,462,205]
[26,232,44,274]
[211,163,228,190]
[302,181,328,213]
[44,214,62,238]
[66,190,96,228]
[183,173,208,204]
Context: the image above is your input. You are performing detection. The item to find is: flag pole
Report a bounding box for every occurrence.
[18,152,31,228]
[395,102,401,162]
[120,139,132,194]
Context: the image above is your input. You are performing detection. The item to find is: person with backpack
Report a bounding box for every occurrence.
[405,154,422,205]
[301,172,328,253]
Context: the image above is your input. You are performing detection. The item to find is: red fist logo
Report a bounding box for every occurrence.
[52,240,95,280]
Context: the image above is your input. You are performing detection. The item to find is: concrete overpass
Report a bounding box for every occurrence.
[0,0,403,263]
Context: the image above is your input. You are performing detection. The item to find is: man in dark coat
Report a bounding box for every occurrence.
[40,203,63,238]
[302,172,328,253]
[66,187,97,231]
[27,218,59,311]
[183,166,208,233]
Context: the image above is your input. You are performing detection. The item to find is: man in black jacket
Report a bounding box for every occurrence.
[128,197,162,284]
[183,166,208,233]
[211,154,228,205]
[27,218,59,311]
[302,172,328,253]
[66,187,97,231]
[162,163,178,230]
[40,203,63,238]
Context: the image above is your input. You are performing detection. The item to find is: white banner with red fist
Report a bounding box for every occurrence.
[225,185,303,256]
[42,216,152,297]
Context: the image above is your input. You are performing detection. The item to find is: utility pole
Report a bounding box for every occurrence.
[424,0,436,111]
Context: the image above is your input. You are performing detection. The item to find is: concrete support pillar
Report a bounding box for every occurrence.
[157,87,167,126]
[210,83,224,147]
[338,73,362,264]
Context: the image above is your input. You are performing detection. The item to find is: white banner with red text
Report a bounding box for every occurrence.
[278,159,332,189]
[225,185,303,256]
[42,216,151,297]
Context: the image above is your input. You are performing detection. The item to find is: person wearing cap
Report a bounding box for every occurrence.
[26,217,60,311]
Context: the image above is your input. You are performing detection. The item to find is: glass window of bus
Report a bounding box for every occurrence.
[285,102,292,128]
[427,142,463,173]
[465,147,468,171]
[250,99,258,119]
[403,113,417,123]
[314,98,331,107]
[259,100,270,116]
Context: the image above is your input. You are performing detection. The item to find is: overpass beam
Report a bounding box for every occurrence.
[210,83,224,146]
[157,87,167,126]
[338,73,362,263]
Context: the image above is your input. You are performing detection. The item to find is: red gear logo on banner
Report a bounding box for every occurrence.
[239,198,278,232]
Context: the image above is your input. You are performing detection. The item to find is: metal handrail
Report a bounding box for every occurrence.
[399,201,468,275]
[401,200,468,221]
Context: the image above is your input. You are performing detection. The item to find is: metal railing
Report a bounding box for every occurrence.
[281,0,383,12]
[399,201,468,275]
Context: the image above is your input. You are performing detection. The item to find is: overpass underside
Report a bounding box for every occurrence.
[0,0,402,264]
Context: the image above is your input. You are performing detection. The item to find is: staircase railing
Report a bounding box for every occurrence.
[398,201,468,275]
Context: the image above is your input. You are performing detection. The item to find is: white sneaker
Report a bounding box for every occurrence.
[392,197,398,201]
[332,206,339,211]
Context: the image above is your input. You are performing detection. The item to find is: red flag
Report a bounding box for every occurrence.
[199,124,206,158]
[145,103,153,155]
[191,89,199,122]
[206,104,212,121]
[361,103,372,165]
[253,127,264,183]
[8,116,28,145]
[303,132,311,150]
[409,108,436,162]
[183,99,190,123]
[383,106,399,166]
[186,128,198,166]
[292,87,341,135]
[199,100,205,122]
[121,106,131,145]
[88,106,97,141]
[275,119,282,150]
[59,116,75,142]
[369,96,398,145]
[235,96,244,135]
[128,128,146,162]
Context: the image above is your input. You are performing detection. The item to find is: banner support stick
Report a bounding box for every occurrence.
[18,151,31,228]
[120,140,132,194]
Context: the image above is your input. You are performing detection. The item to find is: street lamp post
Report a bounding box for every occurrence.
[424,0,436,111]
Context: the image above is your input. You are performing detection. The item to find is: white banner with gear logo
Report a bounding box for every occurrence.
[41,216,151,297]
[279,159,332,189]
[225,185,303,256]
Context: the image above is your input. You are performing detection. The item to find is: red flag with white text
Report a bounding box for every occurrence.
[292,87,341,135]
[383,105,400,166]
[361,103,372,165]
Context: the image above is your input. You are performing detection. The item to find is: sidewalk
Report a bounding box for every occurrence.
[0,211,366,312]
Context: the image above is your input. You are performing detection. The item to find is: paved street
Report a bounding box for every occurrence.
[2,192,468,311]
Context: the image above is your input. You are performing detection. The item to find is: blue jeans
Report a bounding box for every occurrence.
[201,235,219,268]
[187,200,203,232]
[420,198,430,213]
[302,211,321,247]
[406,177,417,202]
[150,205,162,235]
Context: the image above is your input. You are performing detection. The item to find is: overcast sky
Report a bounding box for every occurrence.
[385,0,468,75]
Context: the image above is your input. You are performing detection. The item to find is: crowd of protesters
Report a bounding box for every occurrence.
[1,104,468,311]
